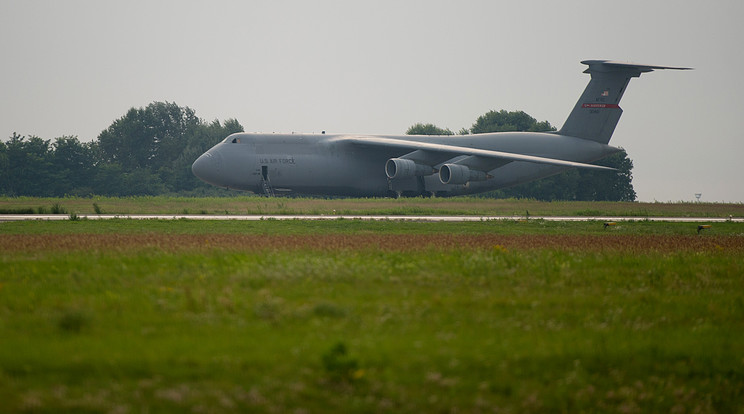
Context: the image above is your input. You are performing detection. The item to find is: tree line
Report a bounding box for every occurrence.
[0,102,243,197]
[1,103,635,200]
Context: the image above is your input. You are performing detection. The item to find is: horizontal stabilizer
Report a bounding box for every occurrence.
[581,60,693,74]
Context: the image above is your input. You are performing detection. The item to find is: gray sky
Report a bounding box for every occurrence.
[2,0,742,202]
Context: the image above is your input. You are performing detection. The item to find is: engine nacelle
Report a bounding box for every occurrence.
[385,158,434,179]
[439,164,488,185]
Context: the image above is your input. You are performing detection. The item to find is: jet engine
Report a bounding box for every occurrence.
[439,164,488,185]
[385,158,434,179]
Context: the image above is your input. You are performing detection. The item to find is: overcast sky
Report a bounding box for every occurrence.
[2,0,742,202]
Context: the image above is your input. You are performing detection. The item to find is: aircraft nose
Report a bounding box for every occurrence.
[192,151,223,185]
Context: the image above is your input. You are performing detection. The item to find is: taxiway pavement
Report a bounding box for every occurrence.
[1,215,742,222]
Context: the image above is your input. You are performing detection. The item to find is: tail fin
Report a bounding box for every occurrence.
[558,60,691,144]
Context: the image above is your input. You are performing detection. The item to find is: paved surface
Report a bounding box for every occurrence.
[1,214,742,222]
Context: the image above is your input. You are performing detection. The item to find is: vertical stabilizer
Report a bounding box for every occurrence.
[558,60,691,144]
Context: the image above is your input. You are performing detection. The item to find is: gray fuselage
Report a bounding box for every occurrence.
[191,132,619,197]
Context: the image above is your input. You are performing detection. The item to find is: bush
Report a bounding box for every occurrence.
[50,203,66,214]
[321,342,361,382]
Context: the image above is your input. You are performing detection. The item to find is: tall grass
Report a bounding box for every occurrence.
[1,243,742,412]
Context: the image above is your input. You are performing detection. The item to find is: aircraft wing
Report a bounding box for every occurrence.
[333,136,617,171]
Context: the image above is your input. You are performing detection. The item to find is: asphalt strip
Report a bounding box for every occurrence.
[1,215,742,222]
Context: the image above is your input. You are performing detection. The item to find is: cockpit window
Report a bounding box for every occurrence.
[224,137,241,144]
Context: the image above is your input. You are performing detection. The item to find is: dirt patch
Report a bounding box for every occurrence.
[2,234,742,254]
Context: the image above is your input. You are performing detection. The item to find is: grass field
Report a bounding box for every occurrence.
[2,195,744,217]
[1,217,743,412]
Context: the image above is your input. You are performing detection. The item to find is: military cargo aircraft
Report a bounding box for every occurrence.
[192,60,689,197]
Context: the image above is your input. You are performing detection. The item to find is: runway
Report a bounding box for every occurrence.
[1,214,742,222]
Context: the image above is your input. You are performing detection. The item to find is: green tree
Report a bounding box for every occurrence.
[97,101,200,171]
[97,107,153,170]
[147,101,201,167]
[406,123,454,135]
[2,103,243,197]
[160,118,244,193]
[122,168,167,196]
[471,110,556,133]
[494,170,581,201]
[51,136,97,196]
[0,140,8,194]
[92,162,126,196]
[576,149,636,201]
[96,102,243,195]
[2,134,55,196]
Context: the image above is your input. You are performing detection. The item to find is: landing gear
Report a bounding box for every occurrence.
[400,191,433,198]
[388,176,433,198]
[386,190,401,199]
